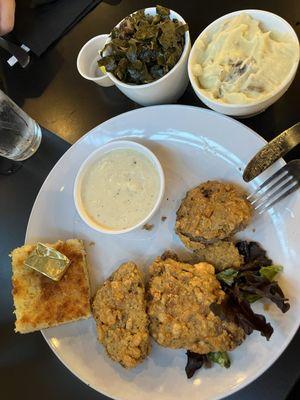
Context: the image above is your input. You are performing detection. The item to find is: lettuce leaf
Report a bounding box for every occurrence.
[185,351,211,379]
[236,241,272,271]
[242,293,261,303]
[210,292,274,340]
[216,268,239,286]
[216,242,289,313]
[208,351,230,368]
[185,351,230,379]
[260,265,283,281]
[237,270,289,313]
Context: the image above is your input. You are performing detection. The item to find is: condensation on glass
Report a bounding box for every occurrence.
[0,90,41,161]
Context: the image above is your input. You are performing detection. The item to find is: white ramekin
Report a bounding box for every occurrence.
[188,9,300,117]
[74,140,165,234]
[76,34,114,87]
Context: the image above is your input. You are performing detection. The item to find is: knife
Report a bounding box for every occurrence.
[243,123,300,182]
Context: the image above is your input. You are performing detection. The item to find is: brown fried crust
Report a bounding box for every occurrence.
[92,262,150,368]
[176,181,252,243]
[147,256,245,354]
[178,233,243,271]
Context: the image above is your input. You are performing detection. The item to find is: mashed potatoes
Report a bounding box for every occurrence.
[192,13,299,104]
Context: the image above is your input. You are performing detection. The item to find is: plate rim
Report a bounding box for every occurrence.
[26,105,297,400]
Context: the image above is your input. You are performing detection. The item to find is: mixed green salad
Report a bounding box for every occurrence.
[185,241,289,378]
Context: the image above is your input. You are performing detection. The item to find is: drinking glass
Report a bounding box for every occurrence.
[0,90,41,161]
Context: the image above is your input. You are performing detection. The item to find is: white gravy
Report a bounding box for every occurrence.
[81,149,160,230]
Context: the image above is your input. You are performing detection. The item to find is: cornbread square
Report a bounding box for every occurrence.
[11,239,91,333]
[147,254,245,354]
[92,262,150,368]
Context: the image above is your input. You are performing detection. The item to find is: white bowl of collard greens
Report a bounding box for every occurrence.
[99,5,191,106]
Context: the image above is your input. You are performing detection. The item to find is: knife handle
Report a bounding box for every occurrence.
[243,123,300,182]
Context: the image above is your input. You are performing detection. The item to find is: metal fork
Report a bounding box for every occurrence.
[247,160,300,214]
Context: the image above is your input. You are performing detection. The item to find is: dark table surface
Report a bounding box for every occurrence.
[0,0,299,399]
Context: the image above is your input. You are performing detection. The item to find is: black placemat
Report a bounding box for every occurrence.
[12,0,102,56]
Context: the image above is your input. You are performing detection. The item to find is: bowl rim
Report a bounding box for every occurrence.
[188,9,300,109]
[104,7,190,89]
[73,140,165,235]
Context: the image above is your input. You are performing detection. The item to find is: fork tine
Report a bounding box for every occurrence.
[250,174,293,206]
[255,178,295,210]
[247,165,289,200]
[258,181,299,214]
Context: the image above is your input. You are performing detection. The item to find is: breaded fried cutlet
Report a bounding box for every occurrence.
[147,254,245,354]
[178,233,243,271]
[11,239,91,334]
[176,181,252,243]
[92,262,150,368]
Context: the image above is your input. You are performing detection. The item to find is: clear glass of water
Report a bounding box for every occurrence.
[0,90,42,161]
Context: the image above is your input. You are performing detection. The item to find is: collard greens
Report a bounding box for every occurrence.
[98,5,188,84]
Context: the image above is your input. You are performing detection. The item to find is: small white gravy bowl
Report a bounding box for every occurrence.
[74,140,165,234]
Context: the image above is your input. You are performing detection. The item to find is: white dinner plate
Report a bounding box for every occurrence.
[26,105,300,400]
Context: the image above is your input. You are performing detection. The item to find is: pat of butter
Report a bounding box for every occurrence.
[24,243,70,281]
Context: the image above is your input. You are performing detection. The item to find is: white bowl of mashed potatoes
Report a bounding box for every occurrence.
[188,10,299,117]
[74,140,165,234]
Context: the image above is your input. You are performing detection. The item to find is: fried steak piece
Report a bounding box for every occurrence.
[178,233,243,271]
[92,262,150,368]
[147,255,245,354]
[176,181,252,243]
